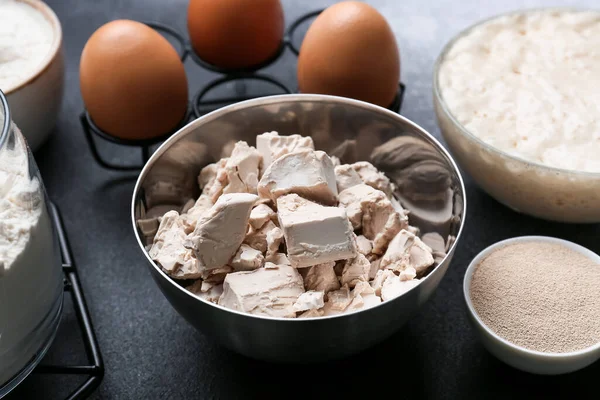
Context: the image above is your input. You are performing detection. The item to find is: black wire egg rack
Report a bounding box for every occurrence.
[81,9,406,171]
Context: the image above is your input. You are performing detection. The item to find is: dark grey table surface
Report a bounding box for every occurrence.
[8,0,600,399]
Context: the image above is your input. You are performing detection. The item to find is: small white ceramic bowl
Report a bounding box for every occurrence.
[464,236,600,375]
[5,0,64,151]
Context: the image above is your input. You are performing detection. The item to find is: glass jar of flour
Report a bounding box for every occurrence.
[0,90,63,395]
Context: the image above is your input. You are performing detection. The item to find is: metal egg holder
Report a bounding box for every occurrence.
[81,10,406,171]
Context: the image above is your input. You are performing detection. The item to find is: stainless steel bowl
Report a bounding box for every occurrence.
[131,94,466,363]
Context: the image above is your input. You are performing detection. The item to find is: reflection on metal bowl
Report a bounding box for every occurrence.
[131,94,466,363]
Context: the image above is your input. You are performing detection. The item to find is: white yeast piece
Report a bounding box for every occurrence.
[184,193,257,270]
[256,131,314,170]
[380,229,434,275]
[244,220,278,253]
[258,150,338,205]
[198,158,228,203]
[230,244,264,271]
[334,164,363,192]
[222,141,262,195]
[293,291,325,312]
[347,281,382,312]
[277,194,357,268]
[302,262,340,293]
[355,234,373,256]
[149,211,203,279]
[381,275,420,301]
[219,265,305,318]
[322,286,353,316]
[180,194,213,232]
[338,184,407,254]
[351,161,393,197]
[186,280,223,304]
[249,203,276,230]
[265,252,291,266]
[340,253,371,287]
[370,269,396,297]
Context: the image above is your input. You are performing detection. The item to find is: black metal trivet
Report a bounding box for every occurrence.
[31,203,104,400]
[81,10,406,171]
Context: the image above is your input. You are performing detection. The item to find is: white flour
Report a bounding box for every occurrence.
[0,123,62,385]
[0,0,54,92]
[439,10,600,173]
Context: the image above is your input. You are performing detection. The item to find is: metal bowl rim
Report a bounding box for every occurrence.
[131,93,467,322]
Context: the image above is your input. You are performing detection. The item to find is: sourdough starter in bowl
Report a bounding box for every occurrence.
[435,9,600,222]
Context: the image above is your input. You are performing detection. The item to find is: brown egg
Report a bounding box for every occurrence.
[187,0,284,70]
[297,1,400,107]
[80,20,188,140]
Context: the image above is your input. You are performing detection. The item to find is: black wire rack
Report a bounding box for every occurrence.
[30,203,104,400]
[81,9,406,171]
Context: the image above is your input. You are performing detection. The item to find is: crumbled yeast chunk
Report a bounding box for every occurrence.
[322,282,381,315]
[184,193,257,271]
[244,220,279,253]
[221,141,262,195]
[249,203,276,230]
[351,161,394,197]
[200,266,234,284]
[293,291,325,312]
[371,269,396,297]
[347,281,381,311]
[265,252,291,266]
[322,285,353,315]
[381,275,420,301]
[371,261,421,301]
[231,244,264,271]
[186,280,223,304]
[258,150,338,205]
[369,258,382,280]
[277,194,357,268]
[399,267,417,281]
[355,234,373,256]
[380,229,434,275]
[334,164,363,192]
[218,265,305,318]
[340,253,371,287]
[198,158,228,203]
[197,141,261,203]
[266,226,283,256]
[303,262,340,293]
[149,211,203,279]
[180,194,213,232]
[338,184,407,254]
[256,131,315,170]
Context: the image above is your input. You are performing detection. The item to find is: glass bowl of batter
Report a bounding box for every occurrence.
[0,89,63,396]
